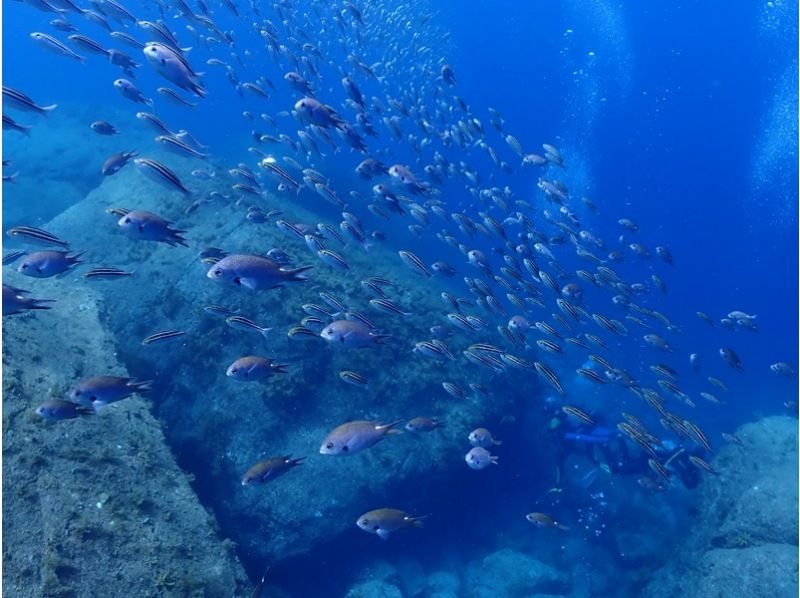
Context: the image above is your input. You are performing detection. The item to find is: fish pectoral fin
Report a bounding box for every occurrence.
[376,529,390,540]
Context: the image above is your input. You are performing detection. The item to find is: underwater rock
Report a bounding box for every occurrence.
[426,570,462,596]
[462,548,570,597]
[344,579,404,598]
[642,416,798,598]
[31,162,519,571]
[2,275,250,597]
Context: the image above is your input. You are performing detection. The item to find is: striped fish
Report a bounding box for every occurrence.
[648,459,671,483]
[538,270,560,293]
[203,304,238,317]
[361,280,388,298]
[369,298,410,316]
[497,325,524,347]
[398,250,431,278]
[110,31,145,49]
[536,339,563,354]
[157,87,198,108]
[688,456,717,476]
[500,353,533,369]
[142,330,185,345]
[463,350,505,373]
[345,311,377,329]
[447,313,478,331]
[84,267,134,279]
[302,304,338,318]
[317,223,346,246]
[6,226,69,247]
[3,86,57,115]
[2,251,27,265]
[134,158,191,194]
[534,361,565,395]
[317,249,349,270]
[576,368,606,384]
[305,234,325,253]
[584,334,608,349]
[485,295,507,316]
[276,220,306,239]
[566,337,590,350]
[300,316,326,330]
[534,321,562,338]
[339,370,368,388]
[683,420,712,452]
[287,326,319,340]
[225,315,272,338]
[67,34,109,56]
[469,343,504,355]
[552,313,572,332]
[588,354,615,372]
[442,382,466,400]
[562,406,595,425]
[319,292,347,314]
[414,340,451,361]
[260,157,301,191]
[556,298,581,322]
[155,135,208,158]
[466,315,488,329]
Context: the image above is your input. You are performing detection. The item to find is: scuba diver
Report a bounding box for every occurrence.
[548,409,707,490]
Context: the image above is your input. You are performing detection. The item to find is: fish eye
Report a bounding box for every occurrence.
[326,442,334,449]
[123,217,131,224]
[373,525,380,530]
[90,396,97,402]
[342,445,349,452]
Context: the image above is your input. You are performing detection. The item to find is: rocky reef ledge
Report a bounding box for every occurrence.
[642,415,798,598]
[2,279,250,597]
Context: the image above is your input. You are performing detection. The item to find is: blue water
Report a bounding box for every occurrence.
[4,0,798,596]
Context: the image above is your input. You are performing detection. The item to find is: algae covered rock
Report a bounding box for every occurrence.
[462,548,570,597]
[642,415,798,598]
[344,579,404,598]
[2,275,250,597]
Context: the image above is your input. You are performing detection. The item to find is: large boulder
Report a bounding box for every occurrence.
[2,275,250,597]
[462,548,570,597]
[642,416,798,598]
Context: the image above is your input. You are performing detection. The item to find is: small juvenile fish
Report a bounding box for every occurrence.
[142,330,185,345]
[468,428,502,448]
[688,455,717,476]
[241,456,303,485]
[225,315,272,338]
[226,356,287,382]
[2,251,26,265]
[526,512,569,531]
[405,417,444,433]
[562,406,595,426]
[465,446,498,470]
[339,370,368,388]
[84,267,134,279]
[36,400,94,421]
[356,508,425,540]
[6,225,69,247]
[69,376,151,411]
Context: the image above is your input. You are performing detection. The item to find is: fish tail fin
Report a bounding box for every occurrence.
[409,515,427,528]
[557,523,570,532]
[41,104,58,113]
[132,379,153,394]
[382,420,404,435]
[31,299,55,310]
[284,265,313,281]
[260,327,274,339]
[493,439,503,446]
[490,455,499,464]
[290,456,305,466]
